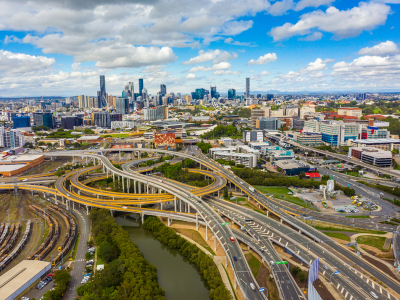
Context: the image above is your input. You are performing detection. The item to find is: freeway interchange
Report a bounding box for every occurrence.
[3,146,400,300]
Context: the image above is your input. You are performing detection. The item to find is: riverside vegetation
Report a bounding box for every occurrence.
[76,209,165,300]
[143,216,232,300]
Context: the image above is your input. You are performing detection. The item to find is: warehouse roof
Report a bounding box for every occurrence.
[0,260,50,300]
[0,164,26,171]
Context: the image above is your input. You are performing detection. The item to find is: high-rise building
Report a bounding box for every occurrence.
[143,106,165,121]
[99,75,107,107]
[246,78,250,98]
[33,112,55,129]
[78,95,90,108]
[228,89,236,100]
[108,94,114,107]
[160,84,166,96]
[93,112,111,128]
[61,116,83,130]
[0,127,25,148]
[115,98,129,114]
[139,78,144,96]
[12,115,31,129]
[210,86,218,98]
[256,117,281,130]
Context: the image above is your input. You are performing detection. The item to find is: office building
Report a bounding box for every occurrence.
[78,95,90,108]
[33,112,55,129]
[89,97,99,108]
[242,130,264,142]
[183,95,192,103]
[163,106,169,119]
[285,131,322,146]
[246,78,250,98]
[115,98,129,114]
[251,107,270,127]
[211,86,218,98]
[93,112,111,128]
[361,126,389,139]
[143,106,165,121]
[61,116,83,130]
[0,127,25,148]
[160,84,166,96]
[274,161,310,176]
[139,78,144,96]
[12,115,31,129]
[349,147,392,167]
[228,89,236,100]
[257,117,281,131]
[293,119,305,131]
[110,113,122,122]
[99,75,107,107]
[266,94,273,100]
[349,138,400,151]
[337,107,362,118]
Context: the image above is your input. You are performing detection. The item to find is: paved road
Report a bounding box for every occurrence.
[47,150,264,300]
[65,207,90,300]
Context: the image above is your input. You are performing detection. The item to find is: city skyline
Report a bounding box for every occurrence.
[0,0,399,97]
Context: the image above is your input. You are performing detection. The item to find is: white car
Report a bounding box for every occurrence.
[370,291,378,299]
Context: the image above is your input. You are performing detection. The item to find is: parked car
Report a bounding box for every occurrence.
[230,237,235,242]
[323,265,329,270]
[370,291,378,299]
[233,256,237,261]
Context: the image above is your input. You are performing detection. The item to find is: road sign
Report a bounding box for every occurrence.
[230,197,237,200]
[221,222,231,225]
[259,288,265,292]
[334,271,340,274]
[346,242,357,247]
[275,261,288,265]
[356,251,360,256]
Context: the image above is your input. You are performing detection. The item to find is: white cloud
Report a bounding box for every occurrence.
[294,0,334,11]
[270,2,391,41]
[358,41,399,56]
[141,65,167,73]
[261,71,271,75]
[183,49,237,65]
[0,50,55,73]
[224,37,253,46]
[186,73,196,79]
[213,70,242,75]
[71,62,81,71]
[268,0,294,16]
[248,53,277,65]
[305,58,334,71]
[299,31,323,41]
[189,62,232,73]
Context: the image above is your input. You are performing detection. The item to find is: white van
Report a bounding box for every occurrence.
[250,283,256,290]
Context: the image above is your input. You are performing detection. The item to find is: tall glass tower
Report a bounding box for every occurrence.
[160,84,166,96]
[139,78,144,96]
[246,78,250,98]
[99,75,107,107]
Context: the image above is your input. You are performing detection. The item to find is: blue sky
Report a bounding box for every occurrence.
[0,0,399,97]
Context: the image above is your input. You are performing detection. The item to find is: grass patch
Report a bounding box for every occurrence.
[244,203,266,215]
[323,232,350,241]
[345,215,370,219]
[246,253,261,278]
[222,265,238,300]
[72,233,80,260]
[173,228,216,256]
[302,219,386,234]
[356,236,388,252]
[100,133,130,138]
[255,186,315,209]
[379,221,398,225]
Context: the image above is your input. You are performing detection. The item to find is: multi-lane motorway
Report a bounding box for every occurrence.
[9,146,400,300]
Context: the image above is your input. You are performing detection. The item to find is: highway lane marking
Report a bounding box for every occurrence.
[341,287,344,293]
[345,291,348,298]
[349,296,353,300]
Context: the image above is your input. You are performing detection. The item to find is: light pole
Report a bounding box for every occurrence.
[239,278,248,300]
[330,270,339,282]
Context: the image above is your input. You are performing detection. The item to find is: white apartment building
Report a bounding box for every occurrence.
[111,121,135,130]
[0,127,25,148]
[337,107,362,118]
[213,152,257,168]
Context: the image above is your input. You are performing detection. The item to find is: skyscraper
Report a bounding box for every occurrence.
[139,78,144,96]
[246,78,250,98]
[160,84,166,96]
[228,89,236,100]
[210,86,217,98]
[99,75,107,107]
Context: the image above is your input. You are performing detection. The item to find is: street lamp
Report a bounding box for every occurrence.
[330,270,340,282]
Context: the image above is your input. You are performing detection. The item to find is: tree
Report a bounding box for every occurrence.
[223,187,228,199]
[321,175,330,181]
[98,240,113,263]
[229,191,233,199]
[299,171,306,179]
[84,128,95,134]
[85,252,93,260]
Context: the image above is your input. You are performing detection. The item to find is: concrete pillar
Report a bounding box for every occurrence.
[267,210,269,217]
[280,219,282,224]
[62,196,64,204]
[113,173,115,182]
[218,190,220,198]
[73,201,75,210]
[168,218,171,227]
[54,193,57,205]
[86,206,89,215]
[180,200,182,212]
[146,184,149,194]
[97,195,99,199]
[174,197,177,212]
[159,188,161,194]
[134,180,137,194]
[142,213,144,223]
[161,202,163,210]
[127,179,130,193]
[122,178,125,193]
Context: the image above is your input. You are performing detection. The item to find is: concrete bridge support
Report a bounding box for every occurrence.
[174,196,177,212]
[54,192,58,205]
[134,180,136,194]
[86,205,89,215]
[168,218,171,227]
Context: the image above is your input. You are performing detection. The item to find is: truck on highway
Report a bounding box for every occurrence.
[249,187,255,192]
